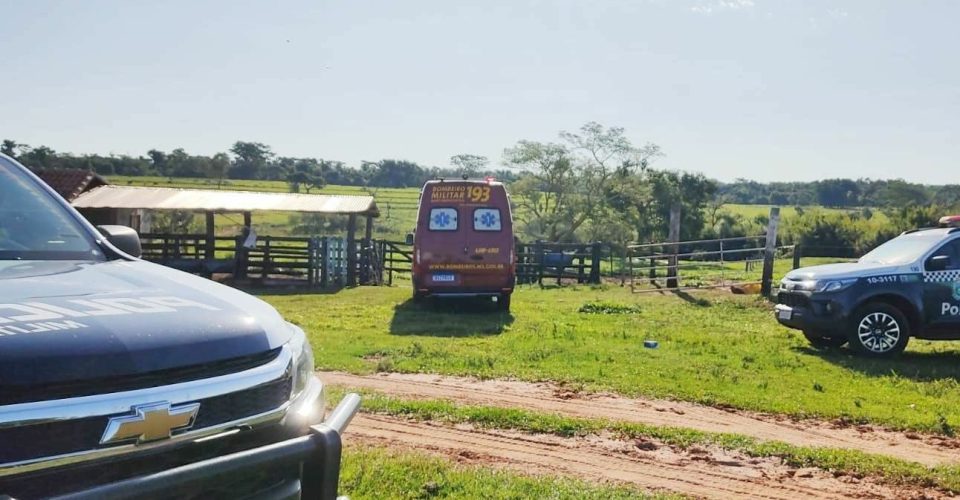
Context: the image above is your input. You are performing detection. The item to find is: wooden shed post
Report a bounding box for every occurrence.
[205,212,215,260]
[360,215,373,284]
[346,214,358,286]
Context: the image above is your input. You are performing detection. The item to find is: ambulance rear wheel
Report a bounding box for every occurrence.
[498,293,511,312]
[802,330,847,349]
[847,303,910,357]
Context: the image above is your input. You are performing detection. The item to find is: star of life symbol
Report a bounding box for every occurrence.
[433,211,452,228]
[479,212,497,228]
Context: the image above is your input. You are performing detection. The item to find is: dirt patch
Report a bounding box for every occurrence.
[323,371,960,467]
[349,414,948,499]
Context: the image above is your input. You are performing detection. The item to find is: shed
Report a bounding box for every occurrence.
[72,185,380,285]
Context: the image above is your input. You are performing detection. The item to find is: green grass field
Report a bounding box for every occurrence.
[341,447,662,499]
[263,285,960,433]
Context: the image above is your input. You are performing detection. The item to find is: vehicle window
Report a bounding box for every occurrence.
[859,234,943,265]
[0,159,102,261]
[925,239,960,270]
[473,208,502,231]
[428,207,458,231]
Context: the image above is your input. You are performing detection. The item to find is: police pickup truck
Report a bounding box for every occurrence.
[0,154,359,499]
[776,217,960,357]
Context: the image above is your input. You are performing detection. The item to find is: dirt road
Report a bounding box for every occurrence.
[350,414,945,499]
[325,371,960,467]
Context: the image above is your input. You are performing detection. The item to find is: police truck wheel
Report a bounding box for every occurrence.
[847,303,910,357]
[802,330,847,349]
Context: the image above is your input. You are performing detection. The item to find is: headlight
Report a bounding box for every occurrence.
[286,322,315,398]
[814,278,857,293]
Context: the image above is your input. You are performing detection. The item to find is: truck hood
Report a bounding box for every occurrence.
[0,260,292,388]
[784,261,905,281]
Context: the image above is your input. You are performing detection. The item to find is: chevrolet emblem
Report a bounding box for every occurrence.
[100,401,200,445]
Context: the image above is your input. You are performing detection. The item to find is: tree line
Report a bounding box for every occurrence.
[0,139,517,191]
[719,178,960,209]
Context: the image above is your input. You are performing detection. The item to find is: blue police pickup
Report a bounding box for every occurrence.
[0,153,359,499]
[776,220,960,357]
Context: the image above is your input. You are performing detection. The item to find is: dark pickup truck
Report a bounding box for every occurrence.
[0,154,359,499]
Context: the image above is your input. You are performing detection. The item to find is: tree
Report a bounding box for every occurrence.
[505,122,665,243]
[504,141,577,241]
[933,185,960,206]
[449,154,489,179]
[147,149,168,177]
[229,141,273,179]
[815,179,860,207]
[209,152,230,188]
[285,158,325,193]
[1,140,19,157]
[875,179,929,207]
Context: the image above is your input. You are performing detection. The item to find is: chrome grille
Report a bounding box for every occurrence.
[0,376,292,464]
[0,345,294,478]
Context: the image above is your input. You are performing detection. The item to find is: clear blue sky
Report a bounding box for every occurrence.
[2,0,957,183]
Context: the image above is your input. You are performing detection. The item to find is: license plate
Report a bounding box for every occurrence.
[432,273,456,282]
[777,308,792,320]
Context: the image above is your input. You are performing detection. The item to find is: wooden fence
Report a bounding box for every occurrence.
[366,240,610,286]
[516,241,607,285]
[139,233,352,288]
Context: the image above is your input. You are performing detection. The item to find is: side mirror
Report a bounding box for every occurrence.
[928,254,951,272]
[98,225,142,258]
[405,232,414,245]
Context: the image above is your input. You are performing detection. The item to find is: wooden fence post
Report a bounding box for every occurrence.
[535,240,544,287]
[666,203,681,288]
[307,237,316,288]
[760,207,781,297]
[792,244,802,270]
[262,236,271,281]
[320,237,329,289]
[589,242,602,284]
[204,212,215,262]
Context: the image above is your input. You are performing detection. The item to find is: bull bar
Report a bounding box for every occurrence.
[21,393,363,500]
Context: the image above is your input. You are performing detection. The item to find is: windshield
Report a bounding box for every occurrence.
[0,158,103,261]
[859,234,940,265]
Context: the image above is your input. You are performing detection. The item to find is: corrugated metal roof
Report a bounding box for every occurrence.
[72,185,379,216]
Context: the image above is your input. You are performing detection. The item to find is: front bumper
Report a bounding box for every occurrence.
[39,392,362,500]
[1,369,359,499]
[774,292,849,335]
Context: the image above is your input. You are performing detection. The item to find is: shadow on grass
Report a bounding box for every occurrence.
[671,290,712,307]
[794,345,960,382]
[389,298,514,337]
[248,286,345,296]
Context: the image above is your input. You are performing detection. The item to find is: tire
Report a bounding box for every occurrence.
[413,291,427,304]
[847,302,910,357]
[498,293,511,312]
[802,330,848,349]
